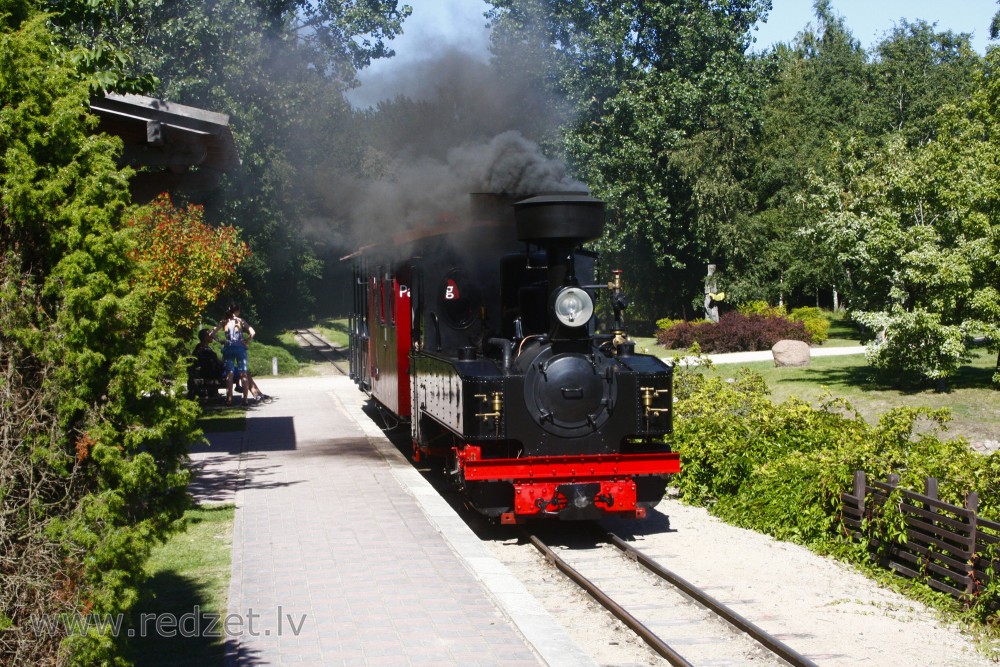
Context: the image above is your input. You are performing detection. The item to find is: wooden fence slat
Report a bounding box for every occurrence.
[841,517,862,531]
[895,489,977,518]
[923,577,968,599]
[903,540,972,574]
[899,515,975,554]
[843,472,997,603]
[888,557,969,597]
[980,517,1000,533]
[976,532,1000,547]
[898,502,977,536]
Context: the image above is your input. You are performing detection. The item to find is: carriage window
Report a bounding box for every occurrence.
[439,269,481,329]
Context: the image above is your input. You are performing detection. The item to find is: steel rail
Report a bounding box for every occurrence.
[525,533,693,667]
[608,533,819,667]
[296,329,347,374]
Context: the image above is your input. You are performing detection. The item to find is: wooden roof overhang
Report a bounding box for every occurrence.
[90,93,241,202]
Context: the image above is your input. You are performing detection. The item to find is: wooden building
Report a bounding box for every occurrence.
[89,93,241,202]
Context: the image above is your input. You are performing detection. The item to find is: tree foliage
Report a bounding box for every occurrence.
[800,53,1000,382]
[126,194,250,333]
[487,0,771,323]
[41,0,410,326]
[487,1,994,389]
[0,5,244,662]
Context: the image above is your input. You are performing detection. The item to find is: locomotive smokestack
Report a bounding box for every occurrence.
[514,193,604,291]
[513,193,604,247]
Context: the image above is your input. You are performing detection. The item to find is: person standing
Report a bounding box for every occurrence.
[213,304,255,406]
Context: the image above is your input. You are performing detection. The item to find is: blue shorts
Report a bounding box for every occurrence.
[223,344,249,374]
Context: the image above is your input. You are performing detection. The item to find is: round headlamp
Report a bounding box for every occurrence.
[552,287,594,328]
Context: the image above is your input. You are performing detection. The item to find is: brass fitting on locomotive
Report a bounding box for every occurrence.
[607,269,623,293]
[608,269,631,351]
[474,391,504,437]
[640,385,671,429]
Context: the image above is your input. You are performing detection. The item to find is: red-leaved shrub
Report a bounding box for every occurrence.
[656,312,811,352]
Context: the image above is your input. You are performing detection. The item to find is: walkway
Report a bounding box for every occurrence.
[189,375,594,667]
[672,345,866,366]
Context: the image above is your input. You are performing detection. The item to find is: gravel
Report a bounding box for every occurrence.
[486,499,998,667]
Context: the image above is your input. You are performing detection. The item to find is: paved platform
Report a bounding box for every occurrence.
[189,374,595,666]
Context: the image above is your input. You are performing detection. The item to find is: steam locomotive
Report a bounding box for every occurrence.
[347,193,678,523]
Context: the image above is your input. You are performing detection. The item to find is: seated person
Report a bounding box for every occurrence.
[187,328,225,398]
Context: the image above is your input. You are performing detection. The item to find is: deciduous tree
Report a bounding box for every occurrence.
[487,0,770,323]
[801,59,1000,383]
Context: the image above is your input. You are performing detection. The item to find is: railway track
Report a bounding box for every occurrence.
[525,529,818,667]
[293,328,348,374]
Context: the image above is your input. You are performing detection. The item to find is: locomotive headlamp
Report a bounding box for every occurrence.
[552,287,594,328]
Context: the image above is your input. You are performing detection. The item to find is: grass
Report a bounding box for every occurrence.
[311,317,350,348]
[267,317,351,376]
[640,314,997,443]
[699,348,999,444]
[823,311,863,347]
[247,337,302,378]
[196,411,247,433]
[124,505,235,665]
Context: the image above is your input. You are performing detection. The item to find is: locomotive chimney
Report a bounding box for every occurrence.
[513,193,604,290]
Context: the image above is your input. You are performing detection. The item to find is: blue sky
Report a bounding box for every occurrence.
[351,1,997,105]
[383,0,997,58]
[755,0,997,53]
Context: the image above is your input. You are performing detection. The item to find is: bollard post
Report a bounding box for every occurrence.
[272,357,278,376]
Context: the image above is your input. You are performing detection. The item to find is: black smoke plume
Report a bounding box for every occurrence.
[306,48,582,250]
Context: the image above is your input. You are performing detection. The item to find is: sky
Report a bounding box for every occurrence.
[350,1,998,107]
[754,0,997,53]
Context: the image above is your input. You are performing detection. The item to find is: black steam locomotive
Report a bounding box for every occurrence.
[347,193,678,522]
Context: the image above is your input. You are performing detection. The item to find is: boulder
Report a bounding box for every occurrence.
[772,339,811,367]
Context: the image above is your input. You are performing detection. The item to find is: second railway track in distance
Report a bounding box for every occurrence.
[294,328,348,374]
[525,529,818,667]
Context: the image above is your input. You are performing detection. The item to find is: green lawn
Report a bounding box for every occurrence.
[823,310,864,347]
[312,317,350,348]
[268,317,350,376]
[124,505,235,665]
[638,314,996,443]
[698,348,998,444]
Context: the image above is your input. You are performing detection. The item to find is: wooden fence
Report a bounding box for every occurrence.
[841,471,1000,601]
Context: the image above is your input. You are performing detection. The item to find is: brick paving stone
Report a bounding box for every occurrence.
[220,375,588,666]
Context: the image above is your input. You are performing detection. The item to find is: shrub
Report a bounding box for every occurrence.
[656,319,713,349]
[655,316,679,331]
[737,300,786,318]
[0,12,237,663]
[788,307,830,345]
[854,308,969,383]
[657,311,811,352]
[671,369,1000,619]
[127,194,249,335]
